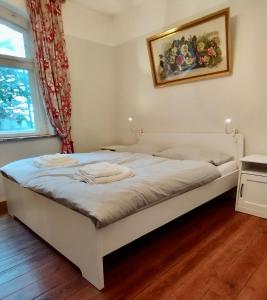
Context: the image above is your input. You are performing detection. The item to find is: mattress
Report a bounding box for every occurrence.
[1,151,221,228]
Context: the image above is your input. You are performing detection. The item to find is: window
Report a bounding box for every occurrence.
[0,8,51,138]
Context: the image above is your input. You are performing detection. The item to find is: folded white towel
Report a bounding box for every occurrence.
[75,164,134,184]
[78,162,123,178]
[35,153,79,168]
[93,168,134,184]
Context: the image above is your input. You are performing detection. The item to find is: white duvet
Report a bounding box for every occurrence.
[1,151,221,228]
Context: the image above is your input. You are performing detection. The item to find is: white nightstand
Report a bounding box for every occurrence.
[236,155,267,219]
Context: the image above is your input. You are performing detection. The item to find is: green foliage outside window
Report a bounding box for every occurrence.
[0,66,35,131]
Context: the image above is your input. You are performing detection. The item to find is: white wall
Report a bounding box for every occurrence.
[62,1,116,152]
[113,0,230,45]
[66,35,116,152]
[113,0,267,155]
[63,1,113,46]
[0,0,116,201]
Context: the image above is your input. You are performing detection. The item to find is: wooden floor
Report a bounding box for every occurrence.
[1,190,267,300]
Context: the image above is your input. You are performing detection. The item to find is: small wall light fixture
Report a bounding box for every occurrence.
[225,118,238,135]
[128,117,144,137]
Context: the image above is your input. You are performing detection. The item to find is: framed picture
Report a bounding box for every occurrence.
[147,8,231,87]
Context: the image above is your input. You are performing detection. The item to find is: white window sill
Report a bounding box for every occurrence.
[0,134,57,143]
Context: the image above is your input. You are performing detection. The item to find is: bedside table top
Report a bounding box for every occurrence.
[241,155,267,164]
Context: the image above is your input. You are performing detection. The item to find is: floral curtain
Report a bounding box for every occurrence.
[26,0,74,153]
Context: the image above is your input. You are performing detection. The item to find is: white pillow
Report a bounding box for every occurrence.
[117,144,165,154]
[154,145,233,166]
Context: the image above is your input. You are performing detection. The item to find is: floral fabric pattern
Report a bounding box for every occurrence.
[26,0,74,153]
[158,31,223,80]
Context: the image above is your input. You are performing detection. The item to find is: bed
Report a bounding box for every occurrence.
[1,133,244,290]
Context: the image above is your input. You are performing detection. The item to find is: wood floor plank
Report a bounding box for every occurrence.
[1,191,267,299]
[207,218,267,299]
[35,276,89,300]
[236,256,267,300]
[0,247,59,285]
[3,261,79,300]
[93,194,240,300]
[0,215,14,226]
[0,238,40,263]
[0,256,62,299]
[0,220,22,233]
[0,225,35,244]
[166,217,267,300]
[134,211,250,299]
[201,290,227,300]
[65,285,102,300]
[0,243,53,273]
[0,236,40,259]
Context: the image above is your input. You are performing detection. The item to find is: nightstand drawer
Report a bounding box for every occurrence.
[238,173,267,210]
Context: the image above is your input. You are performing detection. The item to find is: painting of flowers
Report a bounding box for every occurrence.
[147,8,231,87]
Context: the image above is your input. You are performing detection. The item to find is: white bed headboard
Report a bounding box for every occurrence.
[138,133,244,162]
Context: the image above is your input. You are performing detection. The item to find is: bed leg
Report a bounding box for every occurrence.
[81,256,104,290]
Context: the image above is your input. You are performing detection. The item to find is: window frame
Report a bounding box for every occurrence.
[0,6,53,139]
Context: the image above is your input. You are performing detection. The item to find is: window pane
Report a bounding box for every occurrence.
[0,23,26,58]
[0,66,36,133]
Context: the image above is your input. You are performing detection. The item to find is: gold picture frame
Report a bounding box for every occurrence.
[146,8,231,87]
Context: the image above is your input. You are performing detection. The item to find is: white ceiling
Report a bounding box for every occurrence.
[73,0,142,15]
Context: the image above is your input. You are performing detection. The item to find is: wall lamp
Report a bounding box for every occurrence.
[225,118,238,135]
[128,117,144,137]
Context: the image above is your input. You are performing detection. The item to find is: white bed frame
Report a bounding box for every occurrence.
[3,133,244,290]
